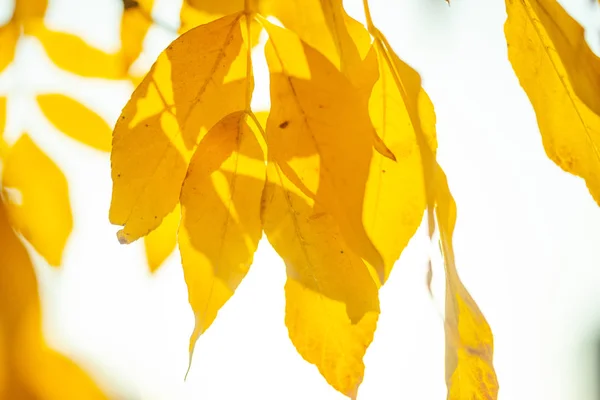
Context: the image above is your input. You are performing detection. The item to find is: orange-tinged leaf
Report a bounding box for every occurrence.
[0,23,19,74]
[1,135,73,266]
[364,46,437,280]
[110,13,251,244]
[13,0,47,22]
[179,111,265,358]
[505,0,600,205]
[0,200,107,399]
[37,94,112,152]
[30,23,126,79]
[144,204,180,273]
[259,0,371,86]
[121,0,154,71]
[264,21,385,280]
[262,161,379,398]
[435,168,498,400]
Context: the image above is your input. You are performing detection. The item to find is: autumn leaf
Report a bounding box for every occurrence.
[263,20,385,280]
[262,160,379,399]
[180,0,245,31]
[1,135,73,267]
[179,111,265,361]
[434,168,499,400]
[0,200,107,399]
[37,94,112,152]
[144,204,180,273]
[0,24,19,74]
[505,0,600,206]
[121,0,155,73]
[30,23,126,79]
[110,12,252,244]
[259,0,372,86]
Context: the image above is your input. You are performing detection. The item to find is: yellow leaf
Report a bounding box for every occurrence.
[505,0,600,205]
[180,0,243,30]
[30,23,126,79]
[435,168,499,400]
[121,0,155,71]
[0,23,19,74]
[179,111,265,359]
[1,135,73,266]
[37,94,112,152]
[364,47,437,280]
[509,0,600,116]
[262,161,379,398]
[110,13,251,244]
[264,21,385,279]
[0,200,107,399]
[259,0,372,86]
[144,204,180,273]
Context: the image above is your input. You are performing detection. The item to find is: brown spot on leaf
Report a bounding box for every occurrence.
[279,121,289,129]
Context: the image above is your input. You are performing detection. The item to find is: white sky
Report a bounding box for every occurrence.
[1,0,600,399]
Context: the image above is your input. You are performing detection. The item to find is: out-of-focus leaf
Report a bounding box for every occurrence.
[1,135,72,266]
[37,94,112,152]
[0,200,107,399]
[121,0,154,71]
[0,97,6,137]
[0,23,19,74]
[144,203,180,273]
[505,0,600,205]
[264,21,385,280]
[30,23,126,79]
[179,111,265,359]
[110,13,250,244]
[262,160,379,399]
[435,167,499,400]
[13,0,47,22]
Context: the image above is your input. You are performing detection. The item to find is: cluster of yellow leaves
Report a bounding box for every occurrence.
[108,0,503,398]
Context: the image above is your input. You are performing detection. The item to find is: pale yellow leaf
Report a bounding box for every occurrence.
[110,13,251,244]
[435,167,499,400]
[505,0,600,205]
[179,111,265,357]
[1,135,73,267]
[144,204,179,273]
[37,94,112,152]
[264,21,384,279]
[262,161,379,398]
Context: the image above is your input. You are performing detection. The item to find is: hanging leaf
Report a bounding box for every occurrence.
[179,111,265,360]
[110,12,251,244]
[505,0,600,205]
[1,135,73,267]
[263,20,384,279]
[435,167,499,400]
[37,94,112,152]
[144,204,180,273]
[262,159,379,399]
[0,24,19,74]
[120,0,155,72]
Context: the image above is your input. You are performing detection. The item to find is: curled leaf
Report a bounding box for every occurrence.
[110,13,251,244]
[2,135,72,267]
[37,94,112,152]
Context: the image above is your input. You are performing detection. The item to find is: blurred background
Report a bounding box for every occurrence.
[1,0,600,399]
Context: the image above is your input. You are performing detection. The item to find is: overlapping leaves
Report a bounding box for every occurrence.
[109,1,502,398]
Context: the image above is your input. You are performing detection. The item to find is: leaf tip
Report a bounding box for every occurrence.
[116,229,131,244]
